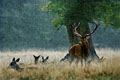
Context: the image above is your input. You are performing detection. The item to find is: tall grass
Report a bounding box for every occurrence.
[0,48,120,80]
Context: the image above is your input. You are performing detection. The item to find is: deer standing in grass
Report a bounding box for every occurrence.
[69,20,100,66]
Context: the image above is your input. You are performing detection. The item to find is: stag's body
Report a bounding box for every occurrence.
[69,42,90,59]
[69,40,90,65]
[69,20,100,66]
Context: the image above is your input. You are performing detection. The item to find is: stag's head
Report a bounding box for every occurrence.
[72,20,100,44]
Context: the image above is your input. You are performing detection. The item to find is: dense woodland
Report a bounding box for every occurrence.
[0,0,120,51]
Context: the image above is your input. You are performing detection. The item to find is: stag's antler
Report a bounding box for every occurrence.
[72,22,82,39]
[84,20,100,38]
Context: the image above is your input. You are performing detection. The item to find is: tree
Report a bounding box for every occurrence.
[44,0,120,61]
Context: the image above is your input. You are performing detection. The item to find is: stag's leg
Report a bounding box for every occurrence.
[88,60,92,64]
[76,58,80,66]
[84,58,87,67]
[69,57,74,65]
[80,58,83,66]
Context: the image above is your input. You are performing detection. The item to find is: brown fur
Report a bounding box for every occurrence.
[69,38,90,65]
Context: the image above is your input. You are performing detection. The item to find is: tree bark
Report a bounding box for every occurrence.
[66,23,100,61]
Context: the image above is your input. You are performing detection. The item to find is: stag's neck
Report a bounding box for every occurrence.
[80,41,89,47]
[80,41,90,55]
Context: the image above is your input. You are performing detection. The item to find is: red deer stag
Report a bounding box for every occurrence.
[69,20,100,66]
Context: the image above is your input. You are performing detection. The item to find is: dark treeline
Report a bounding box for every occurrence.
[0,0,120,51]
[0,0,2,49]
[0,0,69,51]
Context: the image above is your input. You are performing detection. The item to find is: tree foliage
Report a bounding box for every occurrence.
[44,0,120,29]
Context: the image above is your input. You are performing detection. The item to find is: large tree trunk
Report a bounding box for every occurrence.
[66,23,100,61]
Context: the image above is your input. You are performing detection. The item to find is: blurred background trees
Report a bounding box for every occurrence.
[0,0,120,51]
[0,0,69,50]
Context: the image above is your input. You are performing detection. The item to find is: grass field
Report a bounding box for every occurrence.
[0,48,120,80]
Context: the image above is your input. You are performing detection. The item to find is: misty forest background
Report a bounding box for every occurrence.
[0,0,120,51]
